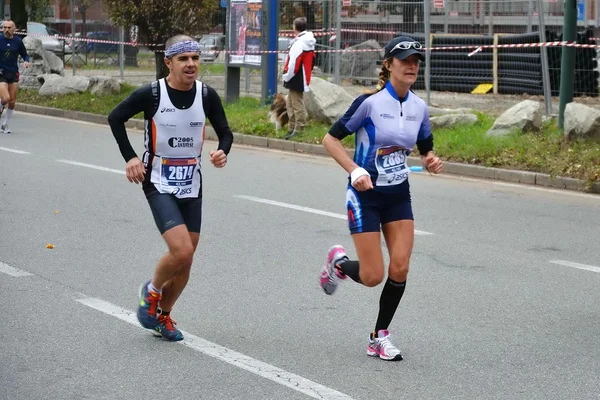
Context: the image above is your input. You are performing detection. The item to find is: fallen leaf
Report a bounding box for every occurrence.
[46,243,55,249]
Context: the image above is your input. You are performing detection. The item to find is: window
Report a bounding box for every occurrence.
[44,5,56,18]
[27,23,50,35]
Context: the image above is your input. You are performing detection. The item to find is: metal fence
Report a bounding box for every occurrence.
[40,0,600,113]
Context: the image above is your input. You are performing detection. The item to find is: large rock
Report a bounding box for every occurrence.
[44,50,65,76]
[340,40,382,79]
[18,75,42,90]
[89,76,121,95]
[20,36,51,79]
[486,100,542,136]
[430,113,478,130]
[38,75,91,96]
[18,36,65,89]
[564,102,600,140]
[428,106,475,116]
[305,77,354,124]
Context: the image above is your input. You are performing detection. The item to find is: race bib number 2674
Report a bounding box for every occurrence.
[161,158,196,187]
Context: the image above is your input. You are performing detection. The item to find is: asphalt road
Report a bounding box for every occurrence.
[1,113,599,400]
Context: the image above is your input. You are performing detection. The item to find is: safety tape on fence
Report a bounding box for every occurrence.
[218,41,600,54]
[14,30,158,47]
[14,30,600,54]
[280,28,397,36]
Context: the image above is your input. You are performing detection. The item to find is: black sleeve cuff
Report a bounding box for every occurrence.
[416,134,433,156]
[328,121,352,140]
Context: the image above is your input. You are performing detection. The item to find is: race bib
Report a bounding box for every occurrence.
[160,157,198,198]
[375,146,410,187]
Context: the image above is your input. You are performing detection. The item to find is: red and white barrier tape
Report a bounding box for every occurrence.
[15,30,600,54]
[15,30,158,47]
[427,41,600,51]
[280,28,397,36]
[467,46,483,57]
[279,30,334,37]
[222,41,600,54]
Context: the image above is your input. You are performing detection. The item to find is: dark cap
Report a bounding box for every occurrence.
[383,36,424,61]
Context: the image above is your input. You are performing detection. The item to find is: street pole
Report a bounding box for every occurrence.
[334,0,341,85]
[260,0,279,104]
[527,0,534,32]
[70,0,77,76]
[558,0,577,129]
[424,0,431,105]
[119,26,124,81]
[323,0,330,73]
[537,0,552,115]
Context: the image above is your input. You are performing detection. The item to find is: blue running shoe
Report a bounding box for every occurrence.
[137,281,160,329]
[154,314,184,341]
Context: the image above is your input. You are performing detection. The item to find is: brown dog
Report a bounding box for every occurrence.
[269,93,289,131]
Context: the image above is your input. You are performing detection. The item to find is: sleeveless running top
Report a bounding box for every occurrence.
[143,79,206,198]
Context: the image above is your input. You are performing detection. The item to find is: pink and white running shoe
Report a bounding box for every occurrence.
[319,245,348,295]
[367,330,403,361]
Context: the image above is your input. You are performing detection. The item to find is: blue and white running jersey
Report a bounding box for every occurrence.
[329,80,432,193]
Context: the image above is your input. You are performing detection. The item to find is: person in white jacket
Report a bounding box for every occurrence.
[282,17,316,140]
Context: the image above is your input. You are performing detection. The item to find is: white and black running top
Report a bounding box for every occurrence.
[108,79,233,198]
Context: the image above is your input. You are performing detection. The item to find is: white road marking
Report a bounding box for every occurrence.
[56,159,125,175]
[77,296,353,400]
[0,146,31,154]
[236,195,434,236]
[549,260,600,274]
[0,262,33,277]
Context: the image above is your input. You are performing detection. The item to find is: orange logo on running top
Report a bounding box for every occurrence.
[377,146,406,156]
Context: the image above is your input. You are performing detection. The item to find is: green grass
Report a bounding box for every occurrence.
[17,88,600,185]
[432,113,600,183]
[199,63,226,75]
[19,83,140,115]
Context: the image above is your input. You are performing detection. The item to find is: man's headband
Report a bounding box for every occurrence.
[165,40,200,58]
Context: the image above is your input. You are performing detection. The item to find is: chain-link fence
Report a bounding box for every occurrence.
[31,0,600,110]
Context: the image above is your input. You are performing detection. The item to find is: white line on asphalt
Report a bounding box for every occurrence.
[549,260,600,274]
[0,146,31,154]
[77,296,354,400]
[56,159,125,175]
[236,195,434,236]
[0,262,33,277]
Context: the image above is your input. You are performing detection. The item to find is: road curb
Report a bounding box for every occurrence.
[17,103,599,194]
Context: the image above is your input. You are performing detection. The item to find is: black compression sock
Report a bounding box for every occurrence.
[337,259,361,283]
[374,278,406,333]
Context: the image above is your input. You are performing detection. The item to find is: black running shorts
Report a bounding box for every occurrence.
[0,70,19,84]
[346,181,413,234]
[146,193,203,234]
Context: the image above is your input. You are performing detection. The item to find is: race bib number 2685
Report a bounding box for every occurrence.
[375,145,410,187]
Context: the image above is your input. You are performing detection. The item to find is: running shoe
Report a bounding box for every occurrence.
[154,314,184,341]
[367,329,403,361]
[1,124,10,134]
[137,281,160,329]
[320,245,348,295]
